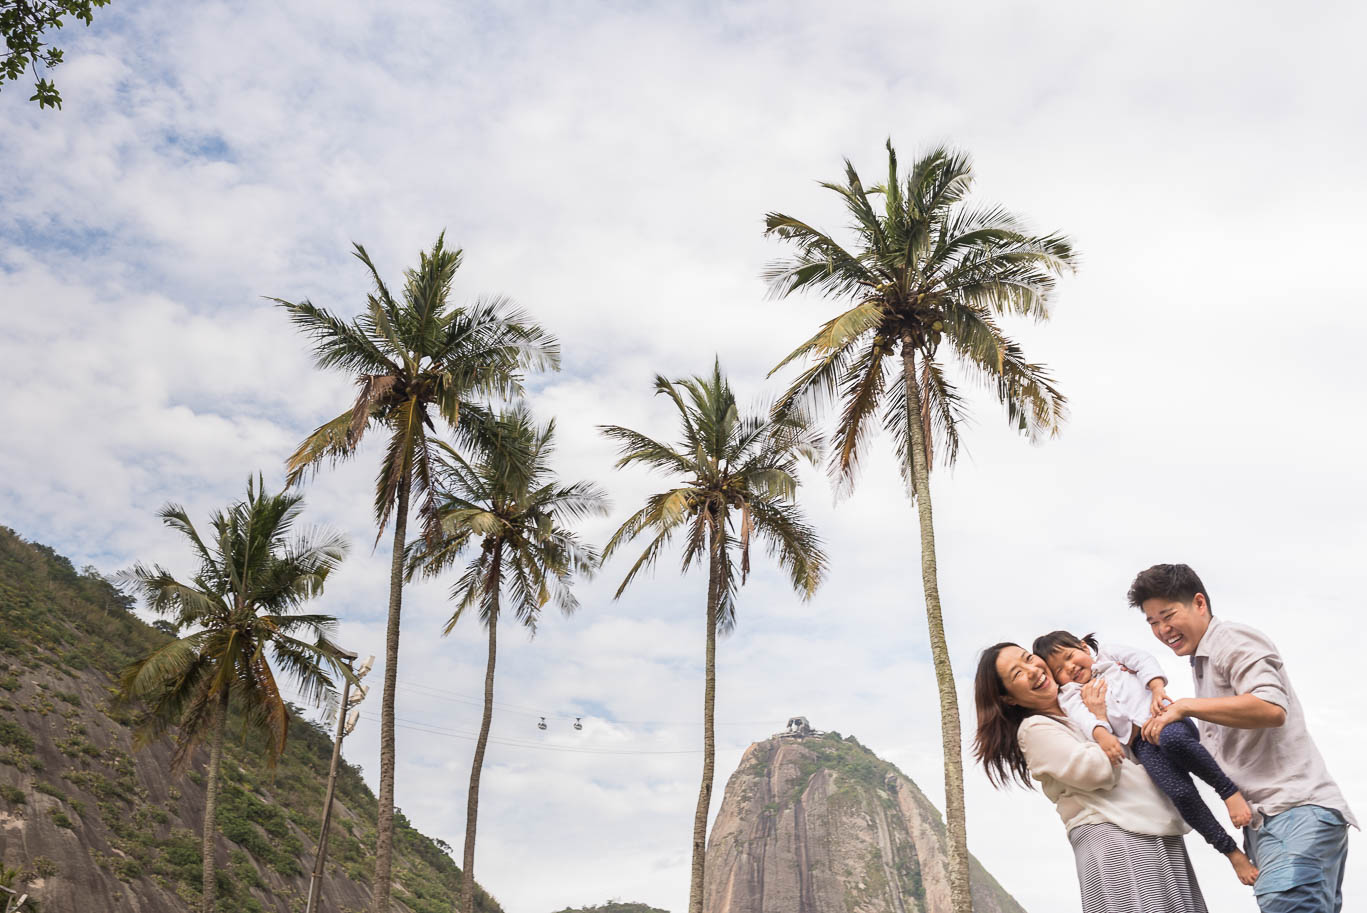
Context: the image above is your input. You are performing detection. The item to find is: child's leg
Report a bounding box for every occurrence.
[1132,735,1240,855]
[1157,719,1252,827]
[1156,719,1236,798]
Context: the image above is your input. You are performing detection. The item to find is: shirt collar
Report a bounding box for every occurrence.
[1191,614,1223,661]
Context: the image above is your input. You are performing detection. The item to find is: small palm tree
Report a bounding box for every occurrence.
[763,141,1076,912]
[406,407,607,913]
[119,477,348,913]
[272,234,558,912]
[599,360,827,913]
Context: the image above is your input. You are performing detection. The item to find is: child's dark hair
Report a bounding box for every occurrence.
[1127,563,1212,615]
[1031,630,1099,659]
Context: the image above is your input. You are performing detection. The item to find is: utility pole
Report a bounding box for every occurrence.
[305,650,373,913]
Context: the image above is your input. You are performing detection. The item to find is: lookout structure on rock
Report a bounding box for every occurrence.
[776,716,816,739]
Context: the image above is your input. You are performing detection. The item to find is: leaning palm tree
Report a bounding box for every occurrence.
[119,477,348,913]
[763,142,1076,912]
[272,234,559,912]
[599,361,827,913]
[406,407,607,913]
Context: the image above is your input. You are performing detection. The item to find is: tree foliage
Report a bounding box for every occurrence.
[764,141,1077,492]
[118,475,349,768]
[601,359,827,626]
[408,406,607,634]
[1,0,110,109]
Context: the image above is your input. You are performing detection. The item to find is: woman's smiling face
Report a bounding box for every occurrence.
[995,646,1059,712]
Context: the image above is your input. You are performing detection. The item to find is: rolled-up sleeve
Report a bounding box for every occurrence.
[1214,629,1289,711]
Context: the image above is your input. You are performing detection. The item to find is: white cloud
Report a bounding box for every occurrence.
[2,1,1365,911]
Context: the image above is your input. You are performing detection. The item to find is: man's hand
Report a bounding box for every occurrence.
[1148,679,1171,719]
[1094,728,1125,765]
[1142,699,1188,744]
[1081,678,1109,721]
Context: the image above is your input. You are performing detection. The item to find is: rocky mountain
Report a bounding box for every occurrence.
[0,526,500,913]
[703,724,1026,913]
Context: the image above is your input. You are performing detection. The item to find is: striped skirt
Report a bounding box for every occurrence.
[1068,823,1208,913]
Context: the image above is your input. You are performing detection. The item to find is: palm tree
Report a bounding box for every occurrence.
[119,477,348,913]
[272,234,559,912]
[762,142,1076,912]
[406,407,607,913]
[599,360,827,913]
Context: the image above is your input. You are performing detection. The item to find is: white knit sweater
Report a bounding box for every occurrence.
[1018,714,1188,836]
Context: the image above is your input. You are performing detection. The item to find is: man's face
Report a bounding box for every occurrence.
[1143,593,1211,657]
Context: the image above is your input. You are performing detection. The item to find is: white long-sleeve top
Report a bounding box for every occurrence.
[1058,641,1167,742]
[1018,714,1188,836]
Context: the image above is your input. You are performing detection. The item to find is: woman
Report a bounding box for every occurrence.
[973,642,1207,913]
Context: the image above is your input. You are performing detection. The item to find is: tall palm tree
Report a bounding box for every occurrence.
[762,142,1076,912]
[119,477,348,913]
[599,361,827,913]
[406,407,607,913]
[272,235,559,912]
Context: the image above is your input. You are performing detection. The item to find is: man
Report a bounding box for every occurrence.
[1130,562,1355,913]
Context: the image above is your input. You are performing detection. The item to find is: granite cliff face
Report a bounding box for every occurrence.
[703,729,1025,913]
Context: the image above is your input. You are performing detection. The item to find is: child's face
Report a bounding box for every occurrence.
[1046,646,1094,685]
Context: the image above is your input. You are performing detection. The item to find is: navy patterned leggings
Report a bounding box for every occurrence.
[1130,718,1240,855]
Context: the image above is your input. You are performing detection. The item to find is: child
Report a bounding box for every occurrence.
[1032,630,1259,886]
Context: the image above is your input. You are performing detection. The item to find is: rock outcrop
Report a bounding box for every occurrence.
[703,730,1025,913]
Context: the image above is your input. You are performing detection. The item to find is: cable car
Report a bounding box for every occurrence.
[537,717,547,730]
[573,717,583,731]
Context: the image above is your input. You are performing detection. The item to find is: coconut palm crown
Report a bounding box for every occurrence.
[765,141,1075,491]
[271,233,560,543]
[406,406,607,913]
[599,360,827,913]
[119,476,348,913]
[763,142,1076,913]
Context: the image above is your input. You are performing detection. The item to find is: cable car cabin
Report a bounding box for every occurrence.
[781,716,813,738]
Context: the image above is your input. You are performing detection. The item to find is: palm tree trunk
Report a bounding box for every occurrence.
[201,688,230,913]
[901,341,972,913]
[371,478,410,913]
[462,544,501,913]
[688,531,721,913]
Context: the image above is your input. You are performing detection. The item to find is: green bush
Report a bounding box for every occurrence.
[33,781,65,801]
[49,807,74,829]
[0,718,34,752]
[0,783,25,804]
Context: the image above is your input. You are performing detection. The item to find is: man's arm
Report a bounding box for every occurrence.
[1142,693,1286,743]
[1142,632,1290,743]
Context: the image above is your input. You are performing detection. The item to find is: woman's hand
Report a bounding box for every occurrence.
[1094,727,1125,766]
[1081,678,1109,720]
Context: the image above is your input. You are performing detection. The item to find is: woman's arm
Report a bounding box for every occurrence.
[1018,717,1121,792]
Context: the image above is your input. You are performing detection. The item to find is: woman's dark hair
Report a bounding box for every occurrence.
[1127,563,1212,615]
[1031,630,1099,659]
[973,642,1038,790]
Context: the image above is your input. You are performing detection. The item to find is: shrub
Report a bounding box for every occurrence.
[33,782,65,801]
[0,719,34,753]
[49,807,74,828]
[0,783,25,804]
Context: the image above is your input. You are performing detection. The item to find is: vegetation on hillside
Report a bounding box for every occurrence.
[0,526,501,913]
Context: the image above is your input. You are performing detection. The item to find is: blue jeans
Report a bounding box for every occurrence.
[1245,805,1349,913]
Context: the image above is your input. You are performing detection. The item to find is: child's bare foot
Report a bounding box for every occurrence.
[1226,791,1253,828]
[1228,850,1259,886]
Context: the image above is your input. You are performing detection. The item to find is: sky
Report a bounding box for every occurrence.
[2,1,1365,911]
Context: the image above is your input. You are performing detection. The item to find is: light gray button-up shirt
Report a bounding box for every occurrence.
[1190,616,1356,827]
